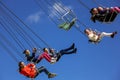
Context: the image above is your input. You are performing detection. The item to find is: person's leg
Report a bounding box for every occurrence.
[30,53,36,62]
[38,53,51,62]
[99,32,117,38]
[56,53,62,61]
[24,52,35,62]
[34,66,48,78]
[60,43,75,52]
[60,48,77,54]
[56,48,77,61]
[37,66,50,74]
[32,55,40,63]
[32,52,35,58]
[25,55,32,61]
[99,32,112,38]
[36,66,56,78]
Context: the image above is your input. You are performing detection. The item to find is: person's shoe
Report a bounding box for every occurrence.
[111,31,117,38]
[73,48,77,53]
[70,43,75,49]
[48,73,57,78]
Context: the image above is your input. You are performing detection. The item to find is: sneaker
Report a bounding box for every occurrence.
[70,43,75,49]
[73,48,77,53]
[111,31,117,38]
[48,73,57,78]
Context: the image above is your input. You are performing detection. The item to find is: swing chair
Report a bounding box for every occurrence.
[35,0,77,30]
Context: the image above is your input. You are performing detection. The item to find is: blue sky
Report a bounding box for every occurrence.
[0,0,120,80]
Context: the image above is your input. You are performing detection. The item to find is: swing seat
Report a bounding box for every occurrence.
[59,22,70,30]
[98,12,118,22]
[58,18,76,30]
[89,39,101,44]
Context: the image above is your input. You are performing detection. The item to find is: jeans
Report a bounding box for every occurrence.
[34,66,49,78]
[56,45,75,61]
[26,53,39,63]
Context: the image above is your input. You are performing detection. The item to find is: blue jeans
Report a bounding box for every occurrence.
[56,45,75,61]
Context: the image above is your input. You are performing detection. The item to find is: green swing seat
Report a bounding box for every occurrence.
[58,18,76,30]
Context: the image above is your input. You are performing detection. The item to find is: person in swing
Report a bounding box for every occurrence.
[18,61,57,79]
[84,28,117,44]
[37,43,77,64]
[23,48,40,63]
[90,6,120,23]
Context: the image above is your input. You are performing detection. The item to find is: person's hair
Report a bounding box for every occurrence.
[23,49,27,54]
[90,8,94,15]
[43,48,46,51]
[18,61,23,72]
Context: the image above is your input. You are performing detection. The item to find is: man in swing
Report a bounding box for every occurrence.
[84,28,117,44]
[23,48,40,63]
[18,61,57,79]
[90,6,120,23]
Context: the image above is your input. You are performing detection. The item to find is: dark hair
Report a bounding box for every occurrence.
[18,61,23,72]
[90,8,94,15]
[23,49,27,54]
[43,48,46,51]
[18,61,22,66]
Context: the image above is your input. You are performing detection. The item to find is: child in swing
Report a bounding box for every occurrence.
[84,28,117,44]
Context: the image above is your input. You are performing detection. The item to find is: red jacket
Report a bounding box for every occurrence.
[19,63,37,78]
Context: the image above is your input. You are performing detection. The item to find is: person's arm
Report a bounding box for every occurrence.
[27,63,36,68]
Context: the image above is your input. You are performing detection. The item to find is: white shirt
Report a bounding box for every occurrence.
[88,33,99,41]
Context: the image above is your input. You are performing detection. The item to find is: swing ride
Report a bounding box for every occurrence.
[0,0,119,80]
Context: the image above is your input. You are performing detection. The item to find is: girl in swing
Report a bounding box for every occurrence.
[84,28,117,44]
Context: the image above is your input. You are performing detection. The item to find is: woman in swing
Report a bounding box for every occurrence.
[84,28,117,44]
[37,43,77,64]
[18,61,57,79]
